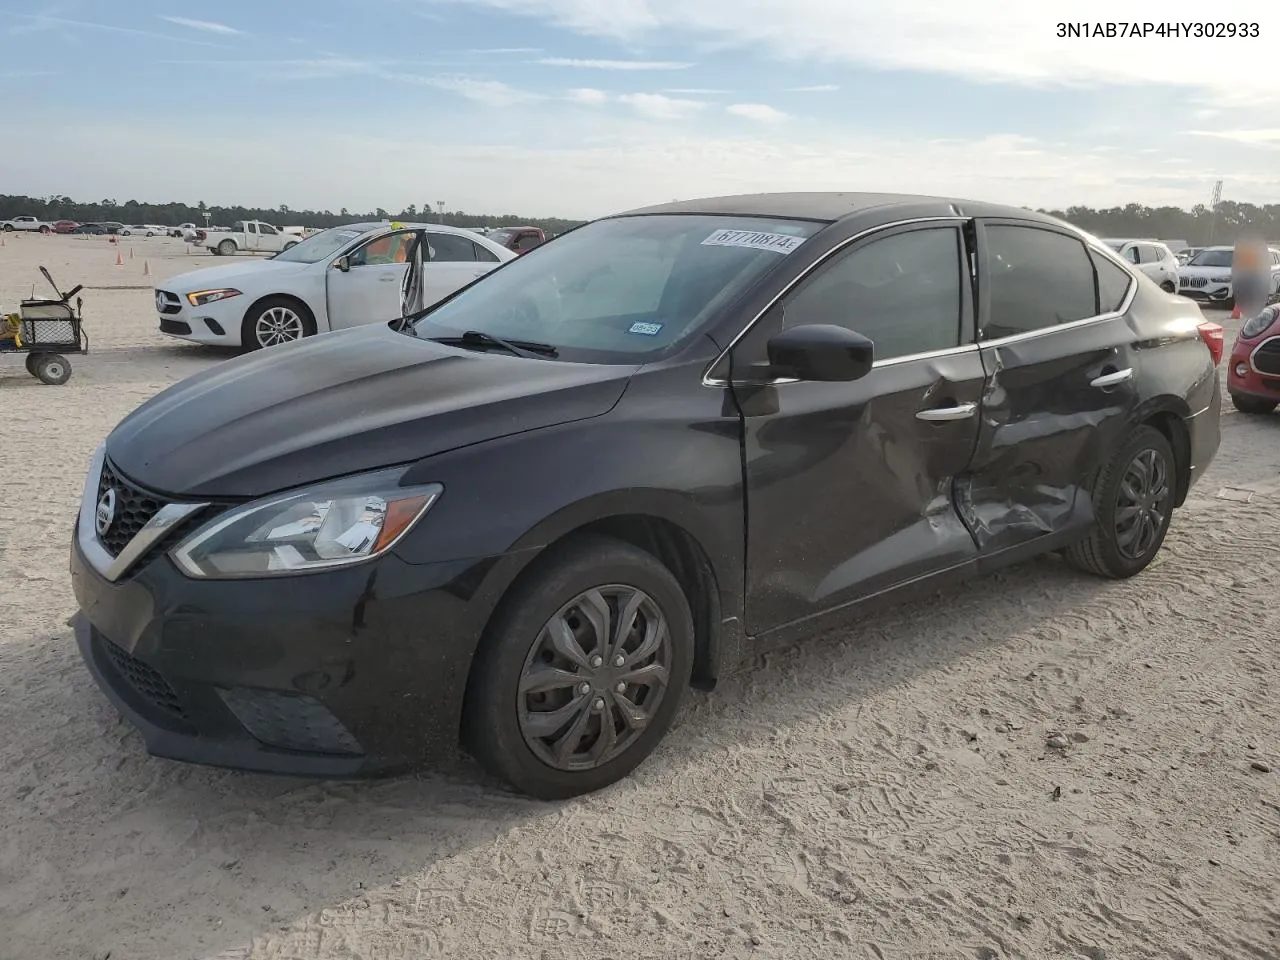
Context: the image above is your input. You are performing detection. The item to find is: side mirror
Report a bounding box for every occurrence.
[332,255,350,273]
[766,324,874,382]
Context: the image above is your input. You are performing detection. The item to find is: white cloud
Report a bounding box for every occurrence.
[665,87,729,94]
[1186,129,1280,149]
[567,87,609,104]
[7,12,224,46]
[727,103,789,123]
[159,16,243,36]
[789,84,838,92]
[438,0,1275,104]
[536,57,692,70]
[464,46,544,53]
[418,75,539,106]
[617,92,706,119]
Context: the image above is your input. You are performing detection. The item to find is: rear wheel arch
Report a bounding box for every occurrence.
[1141,408,1191,507]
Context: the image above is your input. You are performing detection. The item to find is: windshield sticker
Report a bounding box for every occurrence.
[628,321,664,336]
[701,229,806,255]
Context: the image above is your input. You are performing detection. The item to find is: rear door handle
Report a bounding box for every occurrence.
[915,402,977,422]
[1090,368,1133,388]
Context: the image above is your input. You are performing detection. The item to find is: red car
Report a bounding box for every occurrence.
[1226,304,1280,414]
[488,225,546,254]
[53,220,79,234]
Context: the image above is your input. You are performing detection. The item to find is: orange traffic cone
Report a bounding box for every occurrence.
[129,246,134,260]
[1231,304,1241,320]
[143,260,150,277]
[115,247,123,266]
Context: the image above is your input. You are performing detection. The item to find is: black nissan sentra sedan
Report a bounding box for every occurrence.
[70,192,1223,799]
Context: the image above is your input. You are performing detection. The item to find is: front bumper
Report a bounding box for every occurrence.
[155,294,243,346]
[1178,280,1232,303]
[70,528,497,778]
[1227,335,1280,401]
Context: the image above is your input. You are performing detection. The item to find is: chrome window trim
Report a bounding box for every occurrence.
[703,215,1137,387]
[1248,335,1280,376]
[76,443,210,583]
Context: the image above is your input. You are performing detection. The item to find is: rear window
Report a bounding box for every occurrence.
[1090,248,1133,313]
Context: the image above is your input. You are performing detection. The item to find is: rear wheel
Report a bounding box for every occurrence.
[218,239,237,256]
[1160,280,1176,293]
[464,535,694,799]
[38,225,50,235]
[1231,393,1278,415]
[283,241,298,250]
[1065,425,1175,579]
[241,296,315,350]
[32,353,71,385]
[24,353,39,375]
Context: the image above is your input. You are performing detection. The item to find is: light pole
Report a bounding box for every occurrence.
[1207,180,1223,245]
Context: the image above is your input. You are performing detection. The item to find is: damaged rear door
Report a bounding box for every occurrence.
[962,219,1141,553]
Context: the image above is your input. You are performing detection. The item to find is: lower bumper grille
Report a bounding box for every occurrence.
[159,318,192,335]
[217,687,363,756]
[1252,338,1280,375]
[100,638,188,722]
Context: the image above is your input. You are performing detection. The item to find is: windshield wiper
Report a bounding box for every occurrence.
[428,329,559,359]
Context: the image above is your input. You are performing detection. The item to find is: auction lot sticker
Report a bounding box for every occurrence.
[702,229,806,255]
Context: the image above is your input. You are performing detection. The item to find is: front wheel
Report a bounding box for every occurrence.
[241,296,315,350]
[38,225,50,235]
[1065,425,1175,579]
[464,535,695,799]
[1231,393,1278,415]
[1160,280,1176,293]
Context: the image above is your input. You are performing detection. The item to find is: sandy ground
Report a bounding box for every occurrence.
[1,231,1278,960]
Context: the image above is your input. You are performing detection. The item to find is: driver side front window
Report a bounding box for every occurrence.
[771,226,964,362]
[348,231,414,267]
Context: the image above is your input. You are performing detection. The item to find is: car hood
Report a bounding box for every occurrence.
[159,259,313,292]
[105,325,636,498]
[1179,264,1233,278]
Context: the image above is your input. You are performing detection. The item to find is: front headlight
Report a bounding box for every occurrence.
[186,288,242,306]
[1211,276,1232,284]
[169,468,442,579]
[1241,306,1280,340]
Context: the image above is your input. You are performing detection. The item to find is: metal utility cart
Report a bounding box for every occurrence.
[1,267,88,385]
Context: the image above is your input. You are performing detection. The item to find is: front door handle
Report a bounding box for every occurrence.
[379,276,399,282]
[1090,367,1133,388]
[915,402,977,422]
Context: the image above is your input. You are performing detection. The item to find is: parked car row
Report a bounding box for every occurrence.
[154,220,515,349]
[71,192,1231,801]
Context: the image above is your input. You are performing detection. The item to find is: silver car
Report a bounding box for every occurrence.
[1101,238,1180,293]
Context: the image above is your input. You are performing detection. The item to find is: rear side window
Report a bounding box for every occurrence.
[1090,249,1133,313]
[982,225,1098,339]
[428,233,478,262]
[472,241,500,263]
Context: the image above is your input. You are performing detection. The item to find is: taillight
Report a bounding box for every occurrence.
[1197,320,1224,366]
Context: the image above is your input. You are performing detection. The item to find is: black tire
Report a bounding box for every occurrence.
[32,353,71,385]
[1160,280,1176,293]
[2,224,12,232]
[24,353,39,375]
[464,535,695,800]
[283,241,298,250]
[240,296,316,351]
[38,225,50,235]
[1231,393,1278,415]
[218,239,237,256]
[1065,425,1175,579]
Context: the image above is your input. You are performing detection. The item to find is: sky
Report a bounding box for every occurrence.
[1,0,1278,219]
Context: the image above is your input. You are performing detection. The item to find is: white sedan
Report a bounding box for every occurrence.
[153,221,516,350]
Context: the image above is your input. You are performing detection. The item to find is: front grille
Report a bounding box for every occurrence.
[155,290,182,315]
[217,687,363,755]
[1253,337,1280,375]
[101,638,188,722]
[1182,277,1208,289]
[97,461,164,556]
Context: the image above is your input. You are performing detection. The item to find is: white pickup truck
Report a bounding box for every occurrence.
[1,216,54,234]
[203,220,300,256]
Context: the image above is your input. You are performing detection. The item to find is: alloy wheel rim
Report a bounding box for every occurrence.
[1114,447,1170,560]
[517,584,672,772]
[255,307,303,347]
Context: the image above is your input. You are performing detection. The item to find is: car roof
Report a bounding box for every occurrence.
[614,191,1066,226]
[326,220,492,239]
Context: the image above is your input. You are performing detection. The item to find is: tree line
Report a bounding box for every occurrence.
[0,195,586,236]
[4,193,1279,245]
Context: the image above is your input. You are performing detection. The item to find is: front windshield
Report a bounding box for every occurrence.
[1188,249,1233,268]
[413,214,822,362]
[272,226,369,263]
[488,229,515,244]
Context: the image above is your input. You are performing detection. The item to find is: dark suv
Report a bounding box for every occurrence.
[70,193,1222,799]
